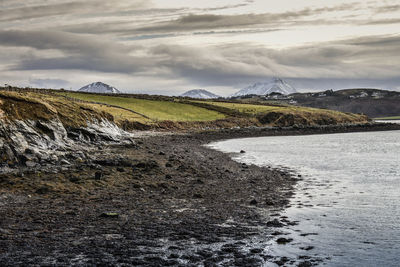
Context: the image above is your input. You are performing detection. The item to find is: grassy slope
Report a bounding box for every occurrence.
[374,116,400,120]
[85,103,151,124]
[195,100,363,118]
[0,89,369,130]
[0,91,111,128]
[58,92,225,122]
[192,101,368,126]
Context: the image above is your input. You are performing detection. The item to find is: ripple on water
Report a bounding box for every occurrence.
[209,130,400,266]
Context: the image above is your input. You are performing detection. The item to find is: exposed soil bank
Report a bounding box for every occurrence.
[1,122,399,266]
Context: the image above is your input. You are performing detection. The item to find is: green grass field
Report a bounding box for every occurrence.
[85,103,151,124]
[58,92,226,122]
[374,116,400,120]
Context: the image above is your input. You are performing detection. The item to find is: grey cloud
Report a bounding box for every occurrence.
[146,34,400,87]
[134,4,357,33]
[29,78,70,88]
[0,30,149,73]
[1,30,399,91]
[362,18,400,25]
[0,30,135,54]
[374,4,400,13]
[0,0,149,22]
[192,0,255,12]
[60,17,282,38]
[345,35,400,48]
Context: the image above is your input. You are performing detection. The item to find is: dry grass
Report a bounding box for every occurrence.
[0,91,111,127]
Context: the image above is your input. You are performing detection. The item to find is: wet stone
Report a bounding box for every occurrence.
[35,185,51,194]
[276,237,293,244]
[250,199,258,205]
[99,212,119,218]
[298,260,313,267]
[249,248,264,254]
[94,171,103,180]
[69,175,80,183]
[266,219,284,227]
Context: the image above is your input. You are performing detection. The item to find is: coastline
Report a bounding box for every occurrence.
[1,122,400,266]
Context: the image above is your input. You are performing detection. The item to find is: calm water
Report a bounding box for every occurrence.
[209,131,400,266]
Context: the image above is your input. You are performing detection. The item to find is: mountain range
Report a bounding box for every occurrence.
[78,82,121,94]
[231,77,296,97]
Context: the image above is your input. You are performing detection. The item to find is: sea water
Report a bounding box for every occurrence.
[209,131,400,266]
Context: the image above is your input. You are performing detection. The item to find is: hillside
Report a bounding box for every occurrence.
[55,90,368,128]
[0,91,111,127]
[0,87,369,132]
[290,89,400,118]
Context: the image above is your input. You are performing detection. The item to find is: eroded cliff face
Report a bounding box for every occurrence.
[0,118,134,174]
[0,91,134,173]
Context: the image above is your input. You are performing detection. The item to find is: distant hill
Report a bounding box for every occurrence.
[291,88,400,118]
[231,77,296,97]
[180,89,220,99]
[78,82,121,94]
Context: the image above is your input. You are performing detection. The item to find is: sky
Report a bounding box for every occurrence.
[0,0,400,96]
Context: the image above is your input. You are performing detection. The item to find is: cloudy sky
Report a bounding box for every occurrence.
[0,0,400,96]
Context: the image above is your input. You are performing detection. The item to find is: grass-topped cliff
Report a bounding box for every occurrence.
[0,87,369,131]
[0,91,112,128]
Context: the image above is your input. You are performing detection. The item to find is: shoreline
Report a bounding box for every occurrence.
[1,122,400,266]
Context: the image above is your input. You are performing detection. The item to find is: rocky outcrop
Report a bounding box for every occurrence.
[0,90,135,173]
[0,118,134,174]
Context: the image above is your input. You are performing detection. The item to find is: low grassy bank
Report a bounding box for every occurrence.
[374,116,400,120]
[191,100,368,127]
[0,88,369,130]
[0,91,111,128]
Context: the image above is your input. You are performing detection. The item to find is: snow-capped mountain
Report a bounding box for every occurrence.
[230,77,296,97]
[180,89,221,99]
[78,82,121,94]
